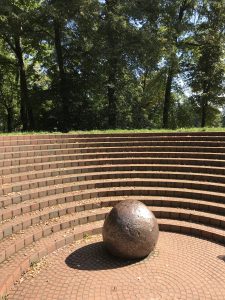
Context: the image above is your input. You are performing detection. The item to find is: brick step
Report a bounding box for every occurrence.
[2,150,225,165]
[3,147,225,161]
[2,170,225,198]
[2,163,225,186]
[3,193,225,225]
[0,187,218,221]
[0,132,225,143]
[1,208,225,297]
[2,177,225,208]
[2,142,225,155]
[1,131,225,141]
[2,195,225,242]
[1,203,225,265]
[2,135,225,147]
[158,218,225,243]
[1,157,225,177]
[0,207,109,264]
[1,140,225,153]
[2,184,225,225]
[0,197,105,237]
[0,220,104,297]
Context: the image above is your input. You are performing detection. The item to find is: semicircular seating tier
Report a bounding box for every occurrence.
[1,132,225,297]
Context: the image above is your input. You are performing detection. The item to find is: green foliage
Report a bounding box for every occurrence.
[0,0,224,132]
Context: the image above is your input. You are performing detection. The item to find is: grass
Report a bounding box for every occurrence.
[0,127,225,136]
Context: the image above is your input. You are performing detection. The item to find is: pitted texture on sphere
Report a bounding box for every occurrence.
[102,200,159,259]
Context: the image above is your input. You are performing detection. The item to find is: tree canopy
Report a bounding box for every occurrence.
[0,0,224,132]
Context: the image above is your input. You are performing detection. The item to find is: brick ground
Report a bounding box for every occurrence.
[1,132,225,299]
[8,232,225,300]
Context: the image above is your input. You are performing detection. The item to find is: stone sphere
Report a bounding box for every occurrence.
[102,200,159,259]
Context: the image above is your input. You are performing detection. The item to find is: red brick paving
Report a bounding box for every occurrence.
[1,132,225,299]
[8,232,225,300]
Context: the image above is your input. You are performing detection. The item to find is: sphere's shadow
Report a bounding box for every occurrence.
[65,242,144,271]
[217,255,225,262]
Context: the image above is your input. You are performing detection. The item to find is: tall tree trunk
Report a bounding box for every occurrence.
[201,96,208,128]
[201,81,210,127]
[14,36,30,131]
[105,0,118,129]
[163,66,173,128]
[28,106,34,130]
[141,68,149,95]
[53,19,69,132]
[6,106,13,132]
[107,72,117,128]
[162,1,189,129]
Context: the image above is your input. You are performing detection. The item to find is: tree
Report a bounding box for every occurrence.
[98,0,145,128]
[0,0,43,130]
[190,0,225,127]
[0,0,224,132]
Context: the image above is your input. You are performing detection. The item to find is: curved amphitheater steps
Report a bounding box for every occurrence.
[1,132,225,298]
[3,170,225,199]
